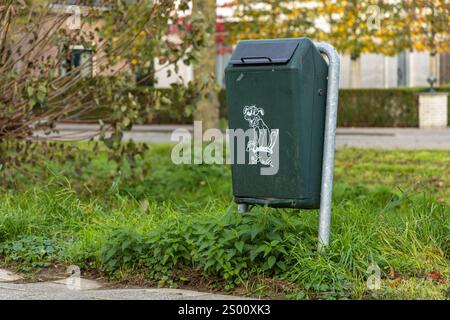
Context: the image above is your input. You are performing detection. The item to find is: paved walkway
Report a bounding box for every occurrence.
[0,269,246,300]
[335,127,450,149]
[34,123,450,149]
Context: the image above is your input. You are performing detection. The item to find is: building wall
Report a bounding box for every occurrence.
[408,52,430,87]
[216,50,434,89]
[338,52,431,88]
[14,12,131,78]
[153,58,193,88]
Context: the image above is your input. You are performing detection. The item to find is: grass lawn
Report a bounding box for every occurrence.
[0,144,448,299]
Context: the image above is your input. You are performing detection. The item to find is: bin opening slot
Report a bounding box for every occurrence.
[230,41,299,65]
[241,57,272,64]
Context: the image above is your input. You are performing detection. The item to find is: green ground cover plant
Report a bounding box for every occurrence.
[0,143,448,299]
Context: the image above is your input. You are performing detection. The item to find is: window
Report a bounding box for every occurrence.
[60,45,93,78]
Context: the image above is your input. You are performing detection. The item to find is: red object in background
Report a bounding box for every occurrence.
[168,3,234,53]
[217,47,233,55]
[168,16,192,34]
[216,20,226,44]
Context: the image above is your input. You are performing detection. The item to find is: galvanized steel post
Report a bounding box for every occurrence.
[314,42,340,253]
[238,203,248,214]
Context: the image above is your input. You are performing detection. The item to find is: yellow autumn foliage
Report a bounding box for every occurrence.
[227,0,449,57]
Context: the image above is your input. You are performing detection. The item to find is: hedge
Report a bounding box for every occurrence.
[337,87,450,127]
[218,86,450,127]
[69,84,450,127]
[63,80,197,125]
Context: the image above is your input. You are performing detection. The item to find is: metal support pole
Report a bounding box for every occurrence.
[314,42,340,253]
[238,203,248,214]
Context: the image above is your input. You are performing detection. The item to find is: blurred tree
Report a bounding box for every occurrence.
[403,0,450,84]
[226,0,317,44]
[316,0,410,88]
[226,1,411,88]
[0,0,206,172]
[226,1,449,88]
[192,0,219,131]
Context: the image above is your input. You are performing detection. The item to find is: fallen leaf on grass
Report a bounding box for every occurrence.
[425,271,442,283]
[388,278,402,287]
[388,267,401,280]
[435,181,444,188]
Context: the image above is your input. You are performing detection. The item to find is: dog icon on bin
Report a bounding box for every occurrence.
[243,105,279,167]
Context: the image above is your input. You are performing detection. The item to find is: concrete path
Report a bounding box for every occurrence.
[34,123,450,150]
[335,127,450,149]
[0,269,246,300]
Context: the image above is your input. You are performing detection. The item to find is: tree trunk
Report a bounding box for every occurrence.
[349,55,361,88]
[192,0,219,132]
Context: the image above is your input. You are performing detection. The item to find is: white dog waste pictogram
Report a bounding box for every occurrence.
[243,105,278,167]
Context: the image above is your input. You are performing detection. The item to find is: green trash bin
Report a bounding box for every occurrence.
[225,38,328,209]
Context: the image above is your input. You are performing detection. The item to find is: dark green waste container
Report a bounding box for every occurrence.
[225,38,328,209]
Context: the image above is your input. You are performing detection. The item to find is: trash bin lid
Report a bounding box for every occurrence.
[230,40,299,65]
